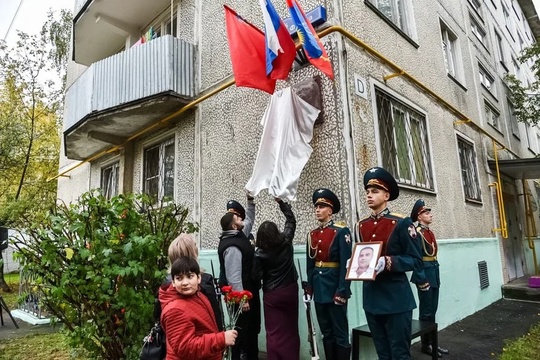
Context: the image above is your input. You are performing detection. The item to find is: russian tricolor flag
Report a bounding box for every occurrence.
[259,0,296,80]
[286,0,334,79]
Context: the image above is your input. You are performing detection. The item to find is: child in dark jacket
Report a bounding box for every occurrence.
[159,257,237,360]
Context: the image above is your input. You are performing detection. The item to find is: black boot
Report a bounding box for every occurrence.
[323,339,336,360]
[336,345,351,360]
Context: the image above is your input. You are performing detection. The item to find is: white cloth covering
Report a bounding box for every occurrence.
[245,87,320,200]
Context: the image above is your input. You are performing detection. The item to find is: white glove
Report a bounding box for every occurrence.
[418,282,431,292]
[345,258,351,268]
[374,256,386,275]
[303,294,312,303]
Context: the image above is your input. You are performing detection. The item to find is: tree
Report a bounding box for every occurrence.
[13,191,197,359]
[505,42,540,126]
[0,9,72,291]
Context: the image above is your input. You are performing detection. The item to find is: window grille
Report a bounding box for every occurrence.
[375,88,434,190]
[143,137,175,202]
[101,162,120,200]
[457,136,482,202]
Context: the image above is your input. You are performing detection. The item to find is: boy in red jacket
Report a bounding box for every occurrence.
[159,257,237,360]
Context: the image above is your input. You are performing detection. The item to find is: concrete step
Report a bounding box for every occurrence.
[502,276,540,302]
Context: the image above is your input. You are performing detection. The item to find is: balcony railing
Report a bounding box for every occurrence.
[64,35,195,160]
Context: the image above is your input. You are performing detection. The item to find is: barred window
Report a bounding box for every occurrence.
[143,137,175,202]
[101,162,119,200]
[375,88,434,190]
[457,136,482,202]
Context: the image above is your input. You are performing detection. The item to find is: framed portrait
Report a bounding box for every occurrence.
[346,242,382,281]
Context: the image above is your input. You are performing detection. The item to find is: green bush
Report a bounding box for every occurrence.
[12,191,197,359]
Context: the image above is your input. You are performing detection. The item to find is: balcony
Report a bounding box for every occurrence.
[73,0,172,65]
[64,35,195,160]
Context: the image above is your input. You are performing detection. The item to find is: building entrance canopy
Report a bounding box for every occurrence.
[488,158,540,180]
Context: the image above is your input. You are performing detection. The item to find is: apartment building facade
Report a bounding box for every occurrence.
[59,0,540,357]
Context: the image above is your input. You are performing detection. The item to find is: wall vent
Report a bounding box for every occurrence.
[478,261,489,289]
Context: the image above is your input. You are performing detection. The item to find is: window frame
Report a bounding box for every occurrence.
[506,98,520,139]
[495,31,507,68]
[143,136,176,202]
[478,63,496,95]
[440,20,463,82]
[366,0,417,43]
[470,15,487,45]
[484,100,502,133]
[456,135,482,203]
[101,161,120,200]
[373,86,435,192]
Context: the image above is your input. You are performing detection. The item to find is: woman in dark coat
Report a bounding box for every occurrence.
[253,198,299,360]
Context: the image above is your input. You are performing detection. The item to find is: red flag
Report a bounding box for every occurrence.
[224,5,277,94]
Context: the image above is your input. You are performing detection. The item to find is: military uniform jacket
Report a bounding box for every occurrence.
[413,225,440,288]
[357,210,423,314]
[307,221,352,303]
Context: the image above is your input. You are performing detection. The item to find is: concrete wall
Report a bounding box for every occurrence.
[199,238,503,360]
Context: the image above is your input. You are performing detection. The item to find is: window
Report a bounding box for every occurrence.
[479,64,495,94]
[503,3,514,39]
[518,33,524,54]
[485,101,501,131]
[143,137,175,201]
[367,0,414,37]
[495,32,506,66]
[469,0,482,15]
[507,99,520,138]
[470,16,487,44]
[513,58,521,81]
[375,88,434,190]
[440,21,462,80]
[101,162,120,200]
[457,137,482,202]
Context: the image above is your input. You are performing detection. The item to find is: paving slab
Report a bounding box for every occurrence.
[0,311,59,340]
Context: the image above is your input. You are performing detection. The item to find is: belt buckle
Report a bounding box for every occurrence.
[317,260,323,267]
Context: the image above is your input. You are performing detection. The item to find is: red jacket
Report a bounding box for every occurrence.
[159,283,226,360]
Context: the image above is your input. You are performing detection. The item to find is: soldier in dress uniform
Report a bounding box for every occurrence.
[356,167,426,360]
[306,188,352,360]
[411,199,449,358]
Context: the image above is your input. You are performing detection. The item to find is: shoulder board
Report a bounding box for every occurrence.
[389,212,405,218]
[333,221,347,228]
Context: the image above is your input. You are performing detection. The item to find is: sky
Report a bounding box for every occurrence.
[0,0,73,44]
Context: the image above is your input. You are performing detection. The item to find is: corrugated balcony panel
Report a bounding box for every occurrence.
[63,35,195,159]
[63,67,94,131]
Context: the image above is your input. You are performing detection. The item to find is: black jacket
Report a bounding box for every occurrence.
[217,231,257,292]
[253,201,298,292]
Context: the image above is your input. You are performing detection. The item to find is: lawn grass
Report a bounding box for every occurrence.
[0,332,86,360]
[0,272,20,309]
[499,322,540,360]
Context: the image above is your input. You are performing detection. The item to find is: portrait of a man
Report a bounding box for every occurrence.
[346,242,382,280]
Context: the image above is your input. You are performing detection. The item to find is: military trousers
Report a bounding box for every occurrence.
[365,310,412,360]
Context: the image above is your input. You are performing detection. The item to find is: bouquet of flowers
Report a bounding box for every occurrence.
[221,285,253,360]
